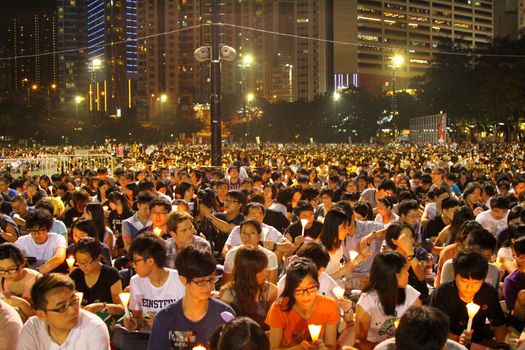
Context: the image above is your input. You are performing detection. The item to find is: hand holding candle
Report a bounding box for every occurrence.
[262,227,269,242]
[349,250,359,262]
[153,227,162,236]
[300,218,308,236]
[466,301,480,332]
[308,324,322,342]
[120,292,131,318]
[192,346,206,350]
[75,292,83,306]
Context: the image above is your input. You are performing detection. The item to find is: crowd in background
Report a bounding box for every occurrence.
[0,142,525,349]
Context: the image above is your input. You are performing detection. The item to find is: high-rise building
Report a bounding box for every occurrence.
[336,0,494,94]
[57,0,87,108]
[518,0,525,37]
[0,4,57,95]
[85,0,137,118]
[494,0,518,39]
[136,0,207,120]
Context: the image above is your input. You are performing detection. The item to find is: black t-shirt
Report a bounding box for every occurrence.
[67,243,112,266]
[285,221,323,241]
[212,213,244,255]
[263,209,290,234]
[108,209,134,235]
[70,264,121,306]
[429,281,506,343]
[64,207,83,229]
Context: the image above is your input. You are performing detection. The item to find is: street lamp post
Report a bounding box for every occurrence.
[47,83,57,119]
[391,54,405,140]
[246,93,254,139]
[160,94,168,141]
[240,54,253,143]
[333,91,341,123]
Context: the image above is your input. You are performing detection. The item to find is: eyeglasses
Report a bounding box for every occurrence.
[131,257,147,265]
[224,199,239,204]
[0,264,20,275]
[43,295,80,313]
[29,228,48,235]
[75,258,95,267]
[294,285,319,296]
[190,275,218,287]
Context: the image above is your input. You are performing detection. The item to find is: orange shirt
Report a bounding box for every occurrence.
[265,295,339,348]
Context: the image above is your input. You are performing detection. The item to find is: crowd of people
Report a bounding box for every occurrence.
[1,141,525,349]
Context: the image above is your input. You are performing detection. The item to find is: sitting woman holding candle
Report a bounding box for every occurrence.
[265,257,339,350]
[66,218,112,265]
[354,251,421,350]
[318,208,355,280]
[69,237,124,316]
[220,246,278,329]
[0,243,40,320]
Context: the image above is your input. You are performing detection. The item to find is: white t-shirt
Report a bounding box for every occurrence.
[475,210,508,236]
[423,202,437,221]
[129,268,185,319]
[497,246,514,262]
[325,246,344,276]
[374,213,399,226]
[223,245,277,274]
[440,259,500,290]
[15,233,66,268]
[17,309,110,350]
[0,299,22,350]
[357,285,420,343]
[277,272,338,300]
[225,223,285,247]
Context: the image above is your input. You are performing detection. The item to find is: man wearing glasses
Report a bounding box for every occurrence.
[114,234,185,350]
[15,209,66,274]
[17,273,110,349]
[148,244,234,350]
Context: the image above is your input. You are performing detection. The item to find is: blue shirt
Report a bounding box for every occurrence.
[148,298,234,350]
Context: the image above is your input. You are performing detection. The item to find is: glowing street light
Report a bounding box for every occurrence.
[31,84,38,91]
[333,92,341,101]
[92,58,103,70]
[160,94,168,103]
[392,54,405,68]
[75,96,83,104]
[391,54,405,139]
[246,93,255,103]
[242,54,254,66]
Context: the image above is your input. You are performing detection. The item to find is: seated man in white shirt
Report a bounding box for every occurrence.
[17,273,110,350]
[476,194,509,237]
[114,233,185,350]
[15,209,66,274]
[0,299,23,350]
[222,202,294,260]
[223,219,278,284]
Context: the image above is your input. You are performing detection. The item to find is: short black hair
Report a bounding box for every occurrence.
[243,202,265,217]
[395,306,449,350]
[441,197,460,210]
[227,190,247,207]
[25,209,53,230]
[129,234,167,268]
[296,241,330,270]
[377,179,396,192]
[31,273,75,311]
[398,199,419,217]
[465,227,496,254]
[490,194,510,210]
[293,200,314,217]
[136,191,156,205]
[513,235,525,255]
[453,249,488,280]
[175,244,216,280]
[148,197,172,212]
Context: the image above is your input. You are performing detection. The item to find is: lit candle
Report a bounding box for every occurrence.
[262,227,270,242]
[75,292,83,305]
[153,227,162,236]
[119,292,131,318]
[394,319,400,329]
[192,346,206,350]
[300,218,308,237]
[332,286,345,300]
[308,324,322,342]
[102,205,109,212]
[466,301,480,332]
[66,256,75,269]
[349,250,359,261]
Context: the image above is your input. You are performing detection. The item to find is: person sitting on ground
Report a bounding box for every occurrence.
[121,191,154,252]
[284,200,324,247]
[17,273,110,350]
[265,258,339,350]
[148,244,235,349]
[430,249,507,347]
[210,316,269,350]
[475,194,510,237]
[69,238,124,316]
[0,298,23,350]
[354,251,421,350]
[220,246,278,329]
[15,209,67,274]
[503,236,525,332]
[66,218,112,265]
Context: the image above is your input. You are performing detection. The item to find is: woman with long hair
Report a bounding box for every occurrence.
[220,246,277,328]
[83,202,114,252]
[107,191,134,256]
[266,258,339,350]
[355,252,421,350]
[385,222,428,303]
[70,237,124,316]
[461,182,485,213]
[432,206,474,254]
[318,208,356,280]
